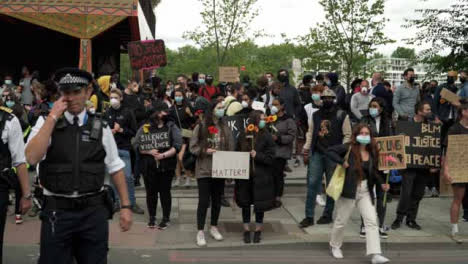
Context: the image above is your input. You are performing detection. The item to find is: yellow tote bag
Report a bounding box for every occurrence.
[326,147,351,201]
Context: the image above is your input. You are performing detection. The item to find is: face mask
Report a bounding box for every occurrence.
[110,98,120,109]
[361,87,368,94]
[369,107,379,117]
[259,120,266,129]
[311,94,321,101]
[175,96,183,103]
[278,75,288,83]
[356,135,371,145]
[215,109,225,118]
[447,76,455,84]
[110,83,117,89]
[5,100,15,108]
[326,80,332,87]
[322,100,334,109]
[206,79,213,86]
[47,102,54,109]
[270,106,278,115]
[89,108,96,114]
[199,79,206,85]
[186,92,192,98]
[166,90,172,97]
[267,77,272,83]
[241,101,249,108]
[4,80,12,85]
[408,77,415,84]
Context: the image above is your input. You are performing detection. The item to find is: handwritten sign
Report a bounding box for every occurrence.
[219,67,239,83]
[212,151,250,179]
[440,88,460,104]
[128,40,167,71]
[137,129,171,151]
[375,135,407,171]
[252,101,266,113]
[396,121,442,168]
[446,134,468,183]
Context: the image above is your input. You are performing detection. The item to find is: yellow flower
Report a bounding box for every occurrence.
[247,124,255,132]
[143,123,151,133]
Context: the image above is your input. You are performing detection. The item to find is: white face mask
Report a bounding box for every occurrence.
[241,101,249,108]
[89,108,96,114]
[110,83,117,89]
[271,106,279,115]
[110,98,120,109]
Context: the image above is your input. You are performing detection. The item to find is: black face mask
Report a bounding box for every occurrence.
[322,100,334,109]
[408,77,415,84]
[447,76,455,84]
[460,77,466,83]
[278,75,288,83]
[206,79,213,86]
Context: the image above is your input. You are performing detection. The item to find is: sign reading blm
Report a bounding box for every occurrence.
[396,121,442,168]
[128,40,167,71]
[375,135,407,171]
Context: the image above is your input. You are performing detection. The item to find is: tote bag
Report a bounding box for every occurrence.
[326,147,352,201]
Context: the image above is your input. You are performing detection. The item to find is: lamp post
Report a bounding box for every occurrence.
[361,41,372,78]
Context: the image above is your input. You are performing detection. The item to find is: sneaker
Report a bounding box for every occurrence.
[172,178,181,187]
[431,187,439,197]
[147,217,156,229]
[183,177,191,187]
[371,254,390,264]
[284,165,292,173]
[316,194,326,207]
[391,219,402,230]
[451,232,464,244]
[379,229,389,239]
[317,216,332,225]
[210,226,224,241]
[15,214,23,224]
[253,231,262,243]
[330,247,343,259]
[158,219,170,230]
[197,231,207,247]
[406,220,422,230]
[221,197,230,207]
[132,204,145,215]
[359,226,366,238]
[424,186,431,197]
[294,158,300,167]
[299,217,314,228]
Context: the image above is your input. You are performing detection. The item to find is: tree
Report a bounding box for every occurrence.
[404,0,468,71]
[183,0,261,68]
[391,47,416,60]
[301,0,394,90]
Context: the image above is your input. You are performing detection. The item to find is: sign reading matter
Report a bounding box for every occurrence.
[128,40,167,71]
[396,121,442,168]
[212,151,250,179]
[219,67,239,83]
[375,135,407,171]
[446,135,468,183]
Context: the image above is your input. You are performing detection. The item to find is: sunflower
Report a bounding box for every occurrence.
[247,124,255,132]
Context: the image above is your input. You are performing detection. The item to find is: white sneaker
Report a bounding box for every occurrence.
[196,231,207,247]
[424,186,431,197]
[316,194,326,207]
[210,226,224,241]
[371,254,390,264]
[172,178,180,187]
[330,247,343,259]
[183,177,191,187]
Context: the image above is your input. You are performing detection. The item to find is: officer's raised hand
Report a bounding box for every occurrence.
[49,96,68,119]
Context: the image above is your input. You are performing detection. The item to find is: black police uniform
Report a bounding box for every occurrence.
[32,68,123,264]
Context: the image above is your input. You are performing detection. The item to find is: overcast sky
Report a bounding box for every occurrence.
[155,0,453,55]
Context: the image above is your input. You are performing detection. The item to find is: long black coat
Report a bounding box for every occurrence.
[235,129,276,212]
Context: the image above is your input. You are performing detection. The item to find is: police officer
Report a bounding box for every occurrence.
[25,68,132,264]
[0,105,32,263]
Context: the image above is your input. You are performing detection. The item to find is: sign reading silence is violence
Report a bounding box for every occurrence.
[375,135,407,171]
[395,121,442,168]
[128,39,167,71]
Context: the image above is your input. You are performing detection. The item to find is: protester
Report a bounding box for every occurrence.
[324,72,346,110]
[434,71,461,144]
[298,74,313,107]
[442,103,468,243]
[262,81,281,110]
[190,102,235,246]
[304,84,324,122]
[458,70,467,98]
[350,80,374,121]
[235,110,276,244]
[256,76,269,103]
[393,68,420,120]
[391,101,435,231]
[326,123,390,264]
[198,75,220,101]
[224,83,243,116]
[372,73,393,116]
[19,66,34,106]
[237,88,256,116]
[301,89,351,227]
[277,69,301,119]
[134,100,182,229]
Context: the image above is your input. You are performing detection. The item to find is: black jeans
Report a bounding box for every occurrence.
[38,205,109,264]
[396,168,426,222]
[14,185,22,215]
[143,170,174,220]
[272,158,287,197]
[426,171,440,190]
[242,207,264,224]
[0,190,9,264]
[197,178,225,230]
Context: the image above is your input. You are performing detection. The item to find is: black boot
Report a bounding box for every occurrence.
[253,231,262,243]
[243,231,251,244]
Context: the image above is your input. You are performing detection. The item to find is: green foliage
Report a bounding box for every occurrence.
[404,0,468,71]
[391,47,416,60]
[300,0,394,89]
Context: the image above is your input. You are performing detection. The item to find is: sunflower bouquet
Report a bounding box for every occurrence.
[265,115,278,135]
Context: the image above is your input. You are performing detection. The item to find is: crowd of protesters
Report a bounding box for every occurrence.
[1,65,468,263]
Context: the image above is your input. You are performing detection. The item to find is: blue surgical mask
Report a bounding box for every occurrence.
[199,79,206,85]
[5,100,15,108]
[369,107,379,117]
[356,135,371,145]
[259,120,266,129]
[175,96,183,103]
[47,102,54,109]
[215,109,225,118]
[326,80,332,87]
[311,94,321,101]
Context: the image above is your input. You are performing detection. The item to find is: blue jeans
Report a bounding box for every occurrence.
[305,151,336,218]
[112,149,136,206]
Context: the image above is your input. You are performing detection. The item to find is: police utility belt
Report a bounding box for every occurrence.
[44,191,108,210]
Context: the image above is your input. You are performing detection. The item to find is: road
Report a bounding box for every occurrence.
[6,243,468,264]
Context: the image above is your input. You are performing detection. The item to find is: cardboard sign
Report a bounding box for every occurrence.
[446,134,468,183]
[252,101,266,113]
[375,135,407,171]
[440,88,460,104]
[219,67,239,83]
[396,121,442,168]
[212,151,250,179]
[223,115,249,140]
[128,40,167,71]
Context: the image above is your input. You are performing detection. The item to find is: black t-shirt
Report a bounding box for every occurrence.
[361,160,370,181]
[443,122,468,148]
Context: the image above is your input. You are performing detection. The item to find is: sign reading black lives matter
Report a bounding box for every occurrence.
[128,39,167,71]
[396,121,442,168]
[137,129,171,151]
[375,135,407,171]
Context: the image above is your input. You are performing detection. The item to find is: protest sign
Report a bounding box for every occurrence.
[396,121,442,168]
[219,67,239,83]
[252,101,266,113]
[128,39,167,71]
[223,115,249,140]
[375,135,407,171]
[137,129,171,151]
[212,151,250,180]
[440,88,460,104]
[446,134,468,183]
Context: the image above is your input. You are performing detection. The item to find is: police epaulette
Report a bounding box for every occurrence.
[0,106,13,114]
